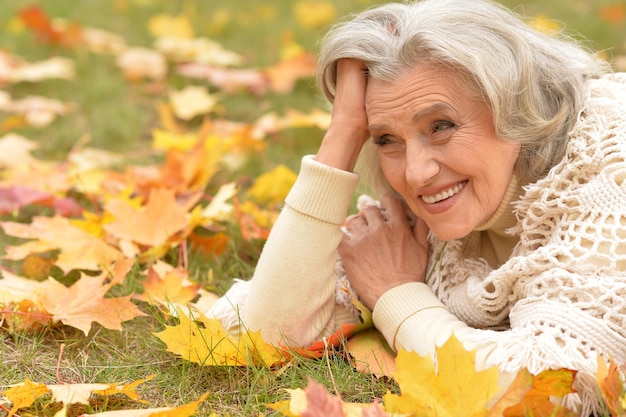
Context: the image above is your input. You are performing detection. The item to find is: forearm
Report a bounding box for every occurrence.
[243,156,360,346]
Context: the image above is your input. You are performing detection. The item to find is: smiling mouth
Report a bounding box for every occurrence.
[421,181,467,204]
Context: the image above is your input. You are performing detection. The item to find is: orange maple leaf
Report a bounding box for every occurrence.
[37,262,146,335]
[104,188,201,247]
[596,356,626,417]
[134,264,201,307]
[18,5,83,47]
[497,368,577,417]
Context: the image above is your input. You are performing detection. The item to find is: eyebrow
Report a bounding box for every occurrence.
[368,102,453,132]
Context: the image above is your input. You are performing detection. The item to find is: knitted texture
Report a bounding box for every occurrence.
[425,74,626,413]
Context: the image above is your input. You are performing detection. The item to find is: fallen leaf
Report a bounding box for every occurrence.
[155,37,243,66]
[1,215,122,273]
[115,47,167,81]
[153,308,285,367]
[383,334,500,417]
[600,4,625,26]
[529,13,563,34]
[176,62,270,95]
[169,85,217,120]
[264,52,316,94]
[293,0,337,29]
[0,185,82,216]
[148,14,194,39]
[104,188,201,247]
[0,133,38,168]
[596,356,626,417]
[38,268,146,335]
[246,164,296,205]
[499,368,577,417]
[18,5,82,46]
[134,265,201,307]
[2,378,50,413]
[0,93,73,127]
[346,329,396,378]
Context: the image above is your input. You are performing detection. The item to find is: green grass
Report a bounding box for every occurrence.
[0,0,624,416]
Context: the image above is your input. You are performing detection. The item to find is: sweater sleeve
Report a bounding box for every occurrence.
[241,155,361,346]
[372,282,499,370]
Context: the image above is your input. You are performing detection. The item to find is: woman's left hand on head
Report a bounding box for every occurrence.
[338,196,430,310]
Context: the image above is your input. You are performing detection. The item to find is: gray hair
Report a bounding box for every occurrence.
[317,0,611,190]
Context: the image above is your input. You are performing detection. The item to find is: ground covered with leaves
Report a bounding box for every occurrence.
[0,1,625,416]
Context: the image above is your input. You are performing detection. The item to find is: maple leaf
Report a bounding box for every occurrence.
[134,264,201,309]
[18,5,83,46]
[1,215,121,273]
[0,92,73,127]
[115,47,167,82]
[169,85,217,121]
[37,263,146,335]
[0,133,38,168]
[153,308,285,367]
[176,62,270,95]
[104,188,201,248]
[148,14,194,39]
[2,378,50,415]
[246,164,297,205]
[155,37,243,66]
[596,356,626,417]
[264,51,317,94]
[488,368,577,417]
[76,392,209,417]
[383,334,500,417]
[346,329,396,379]
[0,185,82,216]
[293,0,337,29]
[266,379,386,417]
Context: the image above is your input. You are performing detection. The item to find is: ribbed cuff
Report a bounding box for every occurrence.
[285,155,360,225]
[373,282,447,350]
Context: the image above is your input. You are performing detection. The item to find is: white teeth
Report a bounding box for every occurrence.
[421,181,466,204]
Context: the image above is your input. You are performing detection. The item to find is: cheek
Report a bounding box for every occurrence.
[378,154,405,188]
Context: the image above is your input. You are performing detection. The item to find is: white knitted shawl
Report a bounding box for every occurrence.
[423,73,626,413]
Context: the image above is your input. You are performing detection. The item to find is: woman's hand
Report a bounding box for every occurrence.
[315,58,370,172]
[338,196,430,310]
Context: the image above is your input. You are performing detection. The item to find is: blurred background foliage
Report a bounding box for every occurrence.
[0,0,623,161]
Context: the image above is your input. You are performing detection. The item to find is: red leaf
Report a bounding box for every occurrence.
[301,379,345,417]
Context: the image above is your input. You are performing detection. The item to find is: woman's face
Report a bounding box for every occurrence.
[365,65,521,241]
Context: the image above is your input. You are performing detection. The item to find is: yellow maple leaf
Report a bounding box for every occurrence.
[383,334,500,417]
[293,0,336,29]
[152,129,198,152]
[246,164,297,205]
[148,13,194,39]
[92,374,155,402]
[153,308,285,367]
[2,378,50,414]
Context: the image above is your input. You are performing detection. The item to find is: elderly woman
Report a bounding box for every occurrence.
[210,0,626,414]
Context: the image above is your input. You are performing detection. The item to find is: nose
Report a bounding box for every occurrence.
[404,140,439,188]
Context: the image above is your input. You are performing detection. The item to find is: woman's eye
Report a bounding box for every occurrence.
[432,120,456,133]
[373,135,393,146]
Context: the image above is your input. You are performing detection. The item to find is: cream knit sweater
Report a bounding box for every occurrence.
[209,73,626,415]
